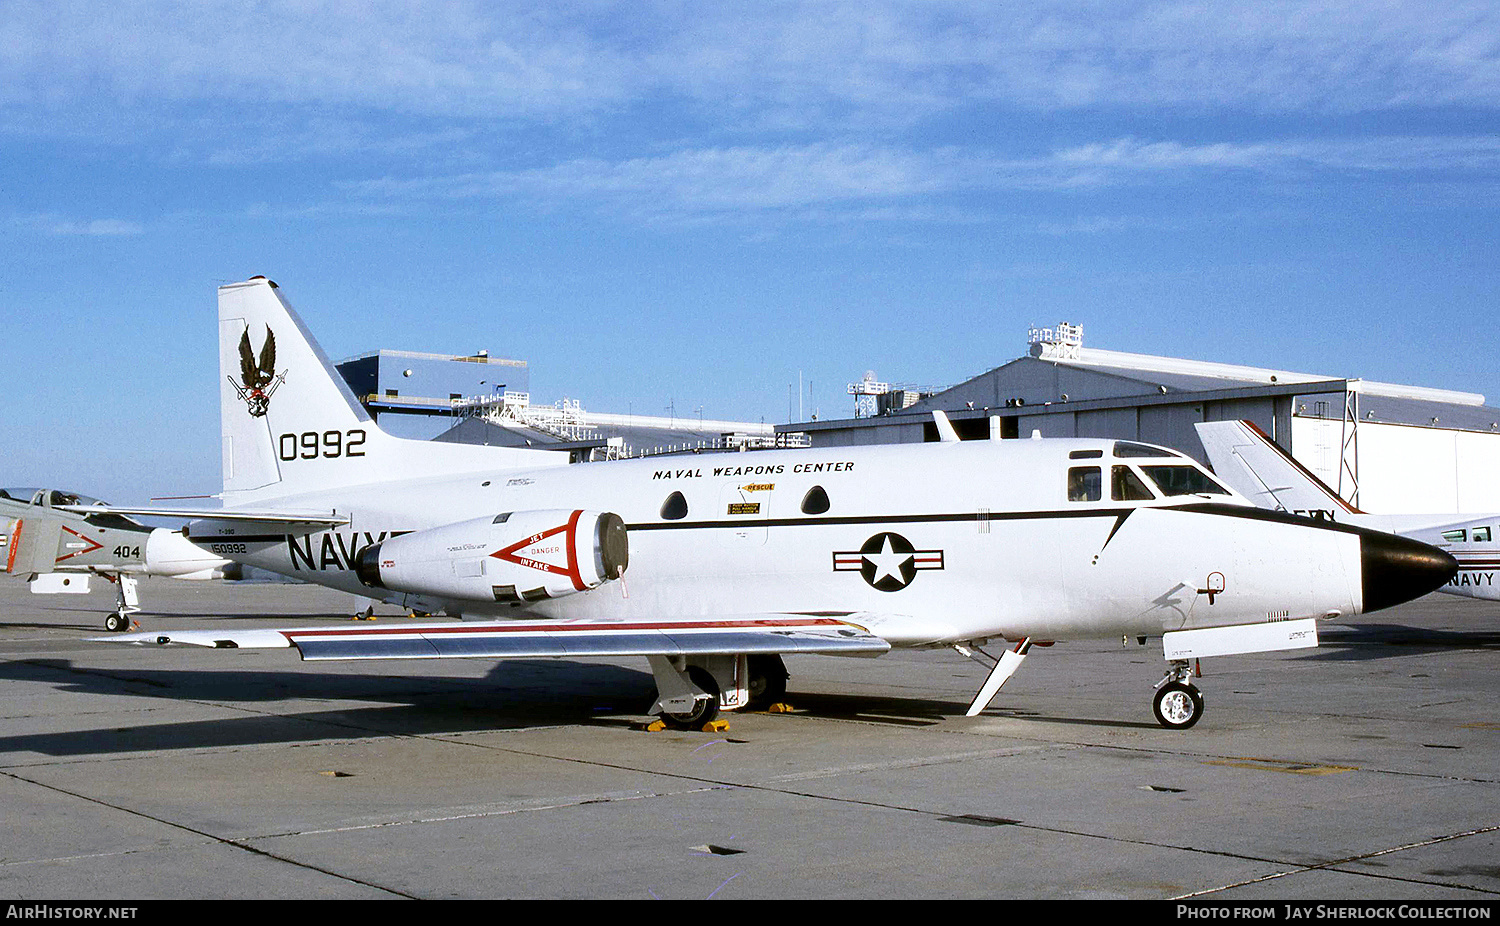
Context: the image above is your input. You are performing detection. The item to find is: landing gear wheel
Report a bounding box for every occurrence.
[1153,681,1204,729]
[661,666,721,729]
[104,611,131,633]
[746,654,788,709]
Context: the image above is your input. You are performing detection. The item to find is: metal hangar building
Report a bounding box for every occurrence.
[776,324,1500,515]
[334,348,783,461]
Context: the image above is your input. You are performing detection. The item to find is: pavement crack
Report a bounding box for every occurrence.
[1174,823,1500,898]
[0,768,419,899]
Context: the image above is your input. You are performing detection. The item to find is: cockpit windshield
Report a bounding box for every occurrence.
[1,487,142,528]
[1,488,108,508]
[1069,447,1233,503]
[1138,465,1230,497]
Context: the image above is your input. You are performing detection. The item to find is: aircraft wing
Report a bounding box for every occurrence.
[95,613,893,660]
[57,504,350,534]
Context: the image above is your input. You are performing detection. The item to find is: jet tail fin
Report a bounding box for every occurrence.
[218,277,562,503]
[1193,420,1361,517]
[5,516,63,575]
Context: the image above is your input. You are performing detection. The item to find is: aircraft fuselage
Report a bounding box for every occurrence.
[191,438,1379,646]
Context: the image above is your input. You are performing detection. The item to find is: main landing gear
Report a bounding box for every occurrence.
[664,666,722,728]
[101,574,140,633]
[1153,660,1204,729]
[745,654,788,710]
[646,654,789,730]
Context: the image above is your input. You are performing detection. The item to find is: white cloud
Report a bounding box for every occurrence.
[347,144,961,215]
[2,1,1497,129]
[30,216,144,236]
[342,134,1500,223]
[1052,136,1500,176]
[7,212,145,236]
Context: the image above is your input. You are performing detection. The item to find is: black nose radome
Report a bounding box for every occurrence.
[1361,532,1458,613]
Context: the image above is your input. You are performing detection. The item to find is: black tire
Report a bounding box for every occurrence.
[1153,681,1204,729]
[661,666,721,728]
[104,612,129,633]
[746,654,788,709]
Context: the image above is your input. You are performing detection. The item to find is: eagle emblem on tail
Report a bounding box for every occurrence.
[229,327,284,418]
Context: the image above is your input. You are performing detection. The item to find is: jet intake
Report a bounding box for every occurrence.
[355,509,628,604]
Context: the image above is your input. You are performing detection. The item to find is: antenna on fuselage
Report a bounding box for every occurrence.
[932,410,960,443]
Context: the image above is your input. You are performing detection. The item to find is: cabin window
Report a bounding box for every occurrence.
[801,485,830,515]
[1442,529,1467,543]
[661,491,689,520]
[1474,526,1493,543]
[1068,449,1103,459]
[1111,466,1155,501]
[1139,466,1230,497]
[1068,466,1102,502]
[1113,441,1176,458]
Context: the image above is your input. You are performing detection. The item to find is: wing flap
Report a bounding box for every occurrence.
[99,614,893,661]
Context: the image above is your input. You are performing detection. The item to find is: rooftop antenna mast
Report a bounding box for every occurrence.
[848,370,890,419]
[1027,322,1084,362]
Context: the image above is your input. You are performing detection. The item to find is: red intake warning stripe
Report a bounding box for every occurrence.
[489,509,587,591]
[54,527,103,563]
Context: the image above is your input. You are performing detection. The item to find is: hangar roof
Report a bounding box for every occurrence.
[897,344,1498,434]
[434,415,776,457]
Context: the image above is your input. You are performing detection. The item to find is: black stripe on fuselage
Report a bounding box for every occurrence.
[623,502,1362,535]
[625,508,1128,532]
[212,503,1365,543]
[198,534,289,544]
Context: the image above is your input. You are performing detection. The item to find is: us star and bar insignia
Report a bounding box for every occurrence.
[833,531,944,592]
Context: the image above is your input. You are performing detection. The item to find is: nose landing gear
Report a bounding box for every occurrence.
[1153,660,1204,729]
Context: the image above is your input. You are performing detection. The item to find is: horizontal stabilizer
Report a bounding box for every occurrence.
[96,614,893,661]
[1162,617,1318,660]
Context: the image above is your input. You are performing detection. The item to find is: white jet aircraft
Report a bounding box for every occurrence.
[1195,419,1499,602]
[92,278,1456,729]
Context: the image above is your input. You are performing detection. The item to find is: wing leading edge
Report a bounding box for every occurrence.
[57,505,350,535]
[97,613,893,661]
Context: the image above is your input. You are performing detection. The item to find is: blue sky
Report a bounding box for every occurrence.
[3,1,1498,503]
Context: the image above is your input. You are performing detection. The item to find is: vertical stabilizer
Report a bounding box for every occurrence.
[1194,420,1360,516]
[218,277,562,503]
[219,278,366,495]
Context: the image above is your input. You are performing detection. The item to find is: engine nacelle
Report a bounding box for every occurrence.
[355,509,628,604]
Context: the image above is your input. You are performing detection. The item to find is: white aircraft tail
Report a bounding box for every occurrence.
[1193,420,1361,518]
[219,277,561,503]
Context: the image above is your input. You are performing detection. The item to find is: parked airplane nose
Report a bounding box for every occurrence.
[1360,531,1458,613]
